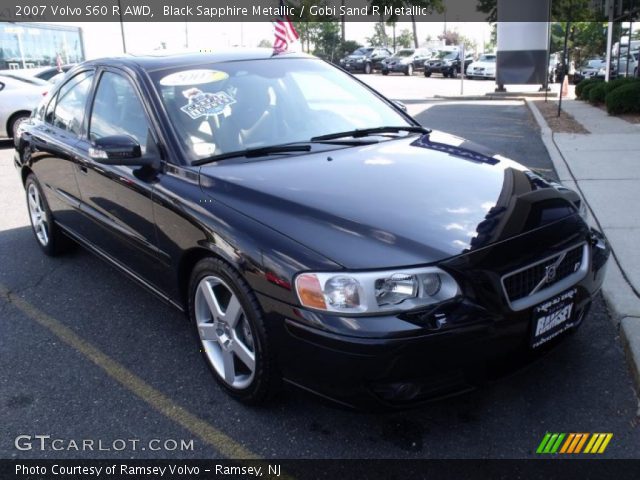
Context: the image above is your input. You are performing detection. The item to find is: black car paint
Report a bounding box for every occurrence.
[341,48,391,73]
[381,49,430,75]
[15,51,610,408]
[425,52,474,77]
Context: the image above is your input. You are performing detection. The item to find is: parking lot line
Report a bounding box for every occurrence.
[0,282,258,460]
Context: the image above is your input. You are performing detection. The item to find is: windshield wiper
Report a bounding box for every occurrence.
[310,126,430,142]
[192,144,312,166]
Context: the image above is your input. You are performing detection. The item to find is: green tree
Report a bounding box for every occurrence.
[369,0,444,48]
[396,28,414,48]
[550,22,610,66]
[367,22,389,47]
[257,39,273,48]
[288,0,334,52]
[312,22,342,61]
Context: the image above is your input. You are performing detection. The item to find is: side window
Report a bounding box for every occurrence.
[52,71,94,136]
[89,71,150,154]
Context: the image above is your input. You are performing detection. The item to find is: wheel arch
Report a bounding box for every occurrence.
[7,110,31,138]
[177,246,236,310]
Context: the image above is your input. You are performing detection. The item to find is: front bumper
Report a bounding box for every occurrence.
[382,63,411,73]
[258,218,610,409]
[426,64,454,75]
[343,62,366,72]
[467,70,495,78]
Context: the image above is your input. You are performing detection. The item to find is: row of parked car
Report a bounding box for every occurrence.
[339,46,496,79]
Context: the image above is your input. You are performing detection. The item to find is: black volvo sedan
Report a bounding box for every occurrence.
[14,50,610,408]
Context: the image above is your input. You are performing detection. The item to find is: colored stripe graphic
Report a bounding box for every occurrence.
[560,433,575,453]
[574,433,589,453]
[536,433,552,454]
[537,433,613,454]
[598,434,613,453]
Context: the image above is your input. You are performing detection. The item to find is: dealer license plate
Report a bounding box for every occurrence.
[531,288,578,348]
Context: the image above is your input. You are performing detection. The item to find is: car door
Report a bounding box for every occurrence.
[72,67,166,285]
[413,50,428,70]
[26,70,94,233]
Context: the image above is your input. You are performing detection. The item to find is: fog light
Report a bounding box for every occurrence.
[423,273,442,296]
[375,274,418,306]
[324,276,361,309]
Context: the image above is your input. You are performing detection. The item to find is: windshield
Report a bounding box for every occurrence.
[584,59,604,68]
[438,51,458,60]
[395,50,414,57]
[151,58,410,162]
[479,54,496,62]
[352,47,373,56]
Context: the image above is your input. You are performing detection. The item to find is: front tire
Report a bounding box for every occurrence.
[25,174,73,256]
[405,64,413,76]
[364,62,372,74]
[189,257,278,404]
[381,70,389,76]
[424,71,432,77]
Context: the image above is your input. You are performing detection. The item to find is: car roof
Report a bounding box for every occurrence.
[79,48,314,73]
[0,73,48,85]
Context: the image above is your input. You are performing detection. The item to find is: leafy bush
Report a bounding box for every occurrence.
[575,78,601,100]
[588,82,607,104]
[579,80,602,101]
[606,82,640,114]
[604,76,640,96]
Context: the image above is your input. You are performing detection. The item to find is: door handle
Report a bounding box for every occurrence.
[78,164,88,175]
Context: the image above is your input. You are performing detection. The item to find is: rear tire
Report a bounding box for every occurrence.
[25,174,73,256]
[188,257,279,404]
[9,112,30,139]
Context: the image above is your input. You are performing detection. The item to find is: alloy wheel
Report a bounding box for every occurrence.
[194,275,256,389]
[27,183,49,247]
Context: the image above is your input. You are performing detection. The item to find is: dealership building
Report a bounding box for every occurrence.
[0,22,85,70]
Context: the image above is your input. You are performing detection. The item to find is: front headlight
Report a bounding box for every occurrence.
[295,267,460,314]
[444,60,453,66]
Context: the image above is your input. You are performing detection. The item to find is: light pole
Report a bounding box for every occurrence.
[117,0,127,53]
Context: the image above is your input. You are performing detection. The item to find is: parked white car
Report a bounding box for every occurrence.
[466,54,496,80]
[0,73,50,138]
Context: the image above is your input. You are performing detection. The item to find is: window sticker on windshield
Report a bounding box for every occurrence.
[180,88,235,119]
[160,69,228,86]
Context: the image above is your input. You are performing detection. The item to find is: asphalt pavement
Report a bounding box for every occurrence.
[1,92,639,460]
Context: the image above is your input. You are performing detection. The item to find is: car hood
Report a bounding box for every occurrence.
[469,61,495,69]
[199,131,578,269]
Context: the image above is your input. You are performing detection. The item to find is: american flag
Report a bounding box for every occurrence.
[56,53,63,72]
[273,0,299,54]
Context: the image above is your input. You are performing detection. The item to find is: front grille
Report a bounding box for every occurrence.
[501,243,588,311]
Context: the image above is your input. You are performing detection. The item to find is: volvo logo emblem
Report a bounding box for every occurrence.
[545,265,557,283]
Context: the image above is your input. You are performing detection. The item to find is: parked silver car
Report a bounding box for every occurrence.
[0,74,50,138]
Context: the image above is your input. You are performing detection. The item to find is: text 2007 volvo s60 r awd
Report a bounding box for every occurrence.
[14,50,610,408]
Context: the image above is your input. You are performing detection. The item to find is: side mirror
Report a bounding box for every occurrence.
[89,135,151,167]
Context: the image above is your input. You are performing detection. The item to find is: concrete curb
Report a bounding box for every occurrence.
[526,98,640,392]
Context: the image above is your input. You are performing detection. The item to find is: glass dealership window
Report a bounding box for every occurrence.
[0,23,84,70]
